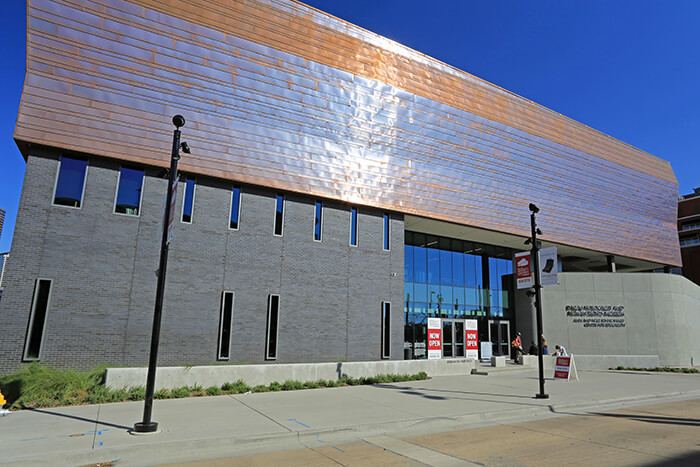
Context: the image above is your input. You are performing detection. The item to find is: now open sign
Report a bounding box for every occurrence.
[466,319,479,359]
[427,318,442,360]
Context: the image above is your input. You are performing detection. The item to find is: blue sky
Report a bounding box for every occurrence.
[1,0,698,252]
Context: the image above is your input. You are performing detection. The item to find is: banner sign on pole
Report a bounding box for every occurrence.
[515,251,533,289]
[465,319,479,359]
[539,247,558,286]
[166,175,179,244]
[427,318,442,360]
[554,354,578,381]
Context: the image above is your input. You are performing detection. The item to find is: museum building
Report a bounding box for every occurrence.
[1,0,697,374]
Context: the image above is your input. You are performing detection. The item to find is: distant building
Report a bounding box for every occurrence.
[678,188,700,286]
[0,208,5,302]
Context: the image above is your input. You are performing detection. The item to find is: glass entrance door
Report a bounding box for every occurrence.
[442,319,466,358]
[488,320,510,357]
[454,321,465,357]
[442,320,453,357]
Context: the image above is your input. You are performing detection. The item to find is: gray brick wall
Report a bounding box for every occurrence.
[0,150,404,373]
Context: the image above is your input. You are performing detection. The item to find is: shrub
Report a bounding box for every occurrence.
[281,380,304,391]
[171,386,191,398]
[154,388,172,399]
[85,386,111,404]
[611,366,698,374]
[304,381,320,389]
[252,385,270,392]
[268,381,281,391]
[128,386,146,401]
[206,386,222,396]
[367,374,390,384]
[108,389,129,403]
[222,379,250,394]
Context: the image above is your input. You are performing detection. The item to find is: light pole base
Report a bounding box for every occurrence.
[535,393,550,399]
[133,421,159,433]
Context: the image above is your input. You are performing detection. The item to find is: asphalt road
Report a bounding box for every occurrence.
[165,398,700,466]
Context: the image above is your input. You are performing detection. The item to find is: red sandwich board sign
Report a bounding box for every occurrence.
[465,319,478,359]
[554,355,579,381]
[427,318,442,360]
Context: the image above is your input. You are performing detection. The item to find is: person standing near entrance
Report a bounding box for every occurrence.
[511,332,523,363]
[528,341,538,355]
[541,334,548,355]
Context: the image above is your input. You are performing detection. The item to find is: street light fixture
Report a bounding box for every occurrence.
[529,203,549,399]
[133,115,189,433]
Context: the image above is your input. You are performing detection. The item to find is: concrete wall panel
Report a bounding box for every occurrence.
[516,272,700,367]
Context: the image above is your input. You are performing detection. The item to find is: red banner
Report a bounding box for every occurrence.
[428,329,442,351]
[466,331,478,351]
[427,318,441,359]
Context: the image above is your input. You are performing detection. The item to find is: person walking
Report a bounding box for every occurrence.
[511,332,523,363]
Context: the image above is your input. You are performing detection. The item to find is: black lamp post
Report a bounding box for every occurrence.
[133,115,190,433]
[529,203,549,399]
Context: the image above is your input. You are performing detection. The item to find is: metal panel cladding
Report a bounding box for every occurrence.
[15,0,681,266]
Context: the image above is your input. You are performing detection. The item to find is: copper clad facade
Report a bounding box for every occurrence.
[15,0,681,266]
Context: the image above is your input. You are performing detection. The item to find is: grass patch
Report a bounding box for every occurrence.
[0,363,430,411]
[0,363,106,409]
[611,366,698,373]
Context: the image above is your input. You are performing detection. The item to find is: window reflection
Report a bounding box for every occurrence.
[403,231,515,359]
[115,167,144,216]
[54,157,87,208]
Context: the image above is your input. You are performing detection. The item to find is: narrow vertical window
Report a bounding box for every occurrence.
[181,176,196,223]
[350,206,358,246]
[114,167,144,216]
[266,294,280,360]
[218,291,234,360]
[23,279,53,361]
[274,194,284,236]
[229,185,241,230]
[53,157,88,208]
[383,213,390,251]
[314,201,323,242]
[381,301,391,359]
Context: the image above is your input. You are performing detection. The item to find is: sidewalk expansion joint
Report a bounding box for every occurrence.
[363,435,481,466]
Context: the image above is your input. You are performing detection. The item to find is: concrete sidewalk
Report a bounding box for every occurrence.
[2,368,699,466]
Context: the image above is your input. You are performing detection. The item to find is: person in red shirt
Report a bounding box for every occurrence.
[511,332,523,363]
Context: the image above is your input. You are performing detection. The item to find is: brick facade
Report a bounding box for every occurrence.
[0,150,403,373]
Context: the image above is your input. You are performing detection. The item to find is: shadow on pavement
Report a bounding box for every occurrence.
[588,411,700,427]
[373,383,547,407]
[28,408,132,430]
[643,451,700,466]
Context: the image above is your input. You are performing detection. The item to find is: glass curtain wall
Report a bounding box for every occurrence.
[404,232,514,359]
